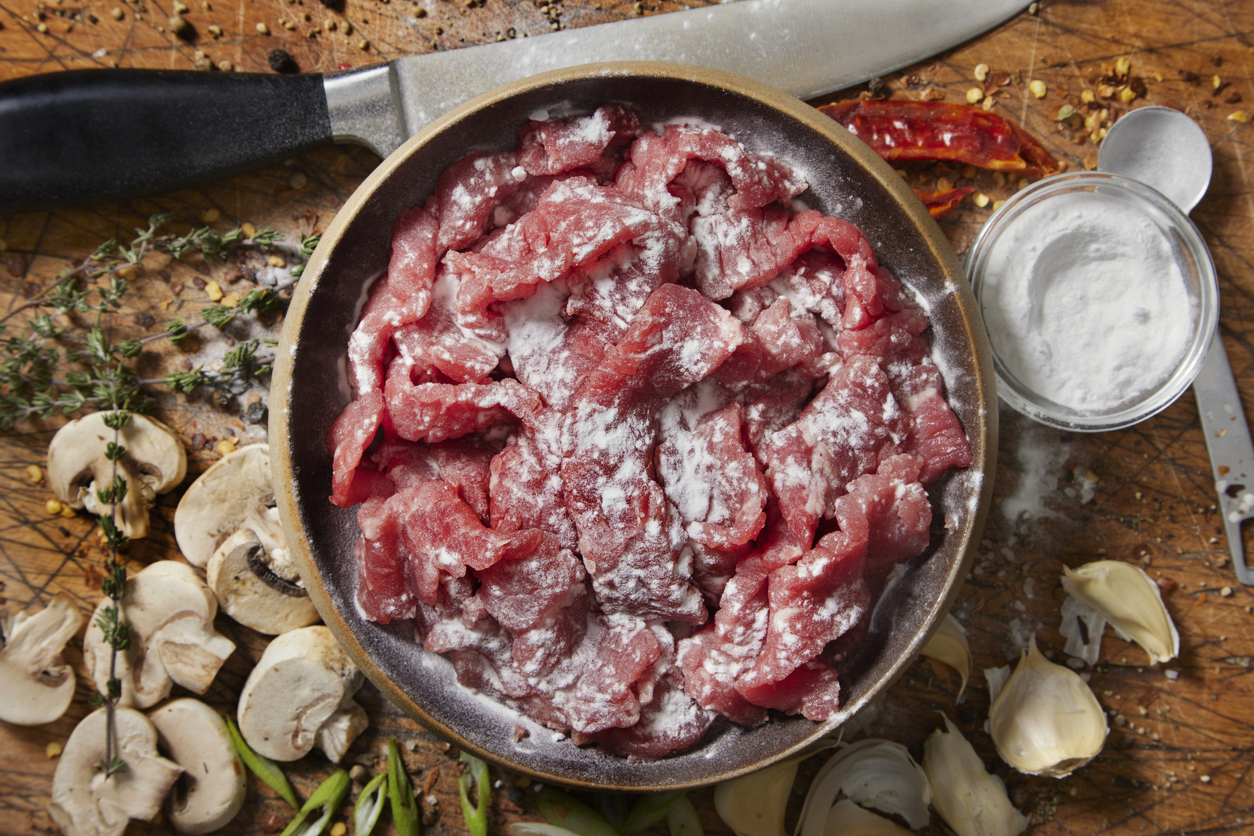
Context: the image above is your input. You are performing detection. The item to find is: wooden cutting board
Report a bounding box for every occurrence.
[2,0,1253,833]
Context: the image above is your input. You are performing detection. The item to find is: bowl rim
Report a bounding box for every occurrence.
[965,169,1218,432]
[271,60,998,790]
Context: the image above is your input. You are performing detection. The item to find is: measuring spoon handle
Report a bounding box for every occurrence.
[1195,330,1254,585]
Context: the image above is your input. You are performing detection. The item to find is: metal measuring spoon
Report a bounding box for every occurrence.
[1098,106,1253,586]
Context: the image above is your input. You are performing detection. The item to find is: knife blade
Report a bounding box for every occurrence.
[0,0,1028,212]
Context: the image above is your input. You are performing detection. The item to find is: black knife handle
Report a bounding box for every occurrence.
[0,69,333,213]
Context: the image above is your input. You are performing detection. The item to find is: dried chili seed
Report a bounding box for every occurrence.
[268,48,298,72]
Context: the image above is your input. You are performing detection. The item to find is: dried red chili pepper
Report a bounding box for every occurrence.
[819,100,1061,179]
[917,187,975,219]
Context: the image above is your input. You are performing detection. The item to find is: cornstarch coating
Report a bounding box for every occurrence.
[327,104,972,759]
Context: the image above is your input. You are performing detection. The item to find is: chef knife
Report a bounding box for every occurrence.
[0,0,1028,212]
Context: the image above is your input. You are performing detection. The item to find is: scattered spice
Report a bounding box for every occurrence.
[1030,79,1047,98]
[267,47,297,72]
[256,21,270,34]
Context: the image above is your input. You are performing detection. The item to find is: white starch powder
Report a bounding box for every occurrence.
[979,190,1196,413]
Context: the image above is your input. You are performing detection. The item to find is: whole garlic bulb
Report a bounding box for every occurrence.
[989,635,1108,778]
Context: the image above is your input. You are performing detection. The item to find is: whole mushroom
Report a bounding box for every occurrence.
[175,444,319,635]
[237,625,367,762]
[83,561,235,708]
[47,706,183,836]
[0,593,83,726]
[47,411,187,540]
[149,699,246,834]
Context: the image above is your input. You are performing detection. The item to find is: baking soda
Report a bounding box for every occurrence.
[979,190,1195,412]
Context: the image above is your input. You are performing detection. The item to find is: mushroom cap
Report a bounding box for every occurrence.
[0,593,82,726]
[149,698,246,835]
[237,625,365,762]
[47,411,187,540]
[206,529,321,636]
[48,707,183,836]
[175,444,280,569]
[84,561,236,708]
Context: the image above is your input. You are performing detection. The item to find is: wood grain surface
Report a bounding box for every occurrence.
[2,0,1254,834]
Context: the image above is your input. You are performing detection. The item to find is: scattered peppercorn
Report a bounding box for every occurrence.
[268,48,299,73]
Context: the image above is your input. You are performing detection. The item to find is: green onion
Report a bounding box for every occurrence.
[353,773,389,836]
[458,752,490,836]
[280,769,350,836]
[388,739,420,836]
[622,792,688,835]
[223,714,300,809]
[536,788,619,836]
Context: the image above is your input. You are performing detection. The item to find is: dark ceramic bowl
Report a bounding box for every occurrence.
[272,62,997,791]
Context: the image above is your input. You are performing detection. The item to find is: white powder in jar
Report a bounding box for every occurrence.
[979,190,1196,413]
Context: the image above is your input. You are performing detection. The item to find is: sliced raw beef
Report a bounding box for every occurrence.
[329,104,974,759]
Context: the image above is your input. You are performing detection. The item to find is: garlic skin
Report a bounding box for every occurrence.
[1061,560,1179,664]
[988,635,1108,778]
[921,612,971,702]
[923,715,1028,836]
[797,739,931,836]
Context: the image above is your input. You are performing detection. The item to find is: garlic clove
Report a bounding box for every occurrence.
[921,613,971,702]
[715,737,842,836]
[988,635,1108,778]
[714,753,804,836]
[821,800,914,836]
[1061,560,1179,665]
[797,739,931,836]
[923,715,1028,836]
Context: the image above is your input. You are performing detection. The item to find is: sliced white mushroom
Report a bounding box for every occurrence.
[0,593,83,726]
[47,411,187,540]
[237,625,366,762]
[148,698,246,834]
[47,706,183,836]
[206,529,320,635]
[175,444,319,635]
[83,561,236,708]
[175,443,284,569]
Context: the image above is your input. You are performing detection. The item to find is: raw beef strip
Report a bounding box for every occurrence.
[447,177,665,318]
[563,284,746,623]
[888,361,974,485]
[373,435,497,523]
[740,369,819,465]
[579,628,716,760]
[329,390,387,508]
[834,454,932,576]
[517,103,640,177]
[390,269,506,384]
[676,509,804,726]
[385,378,543,444]
[332,205,442,506]
[394,480,542,603]
[476,534,589,678]
[432,150,526,253]
[737,660,844,721]
[764,354,906,544]
[617,124,807,216]
[734,521,871,719]
[655,401,767,551]
[348,205,441,397]
[355,494,414,623]
[489,404,578,550]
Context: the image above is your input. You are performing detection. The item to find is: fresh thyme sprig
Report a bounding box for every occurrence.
[0,213,318,429]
